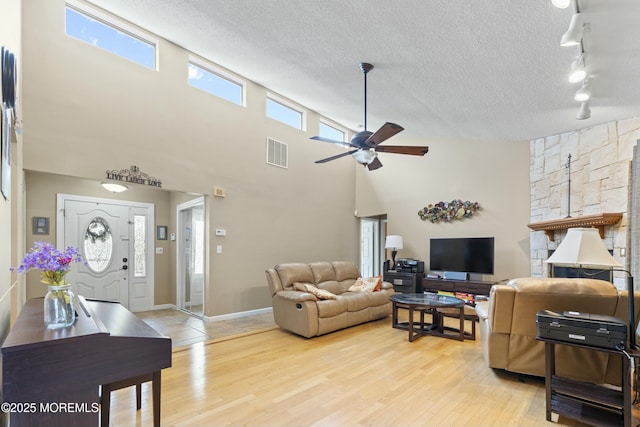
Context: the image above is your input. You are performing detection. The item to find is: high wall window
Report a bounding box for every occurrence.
[65,1,157,70]
[319,121,347,142]
[266,95,305,130]
[188,58,245,105]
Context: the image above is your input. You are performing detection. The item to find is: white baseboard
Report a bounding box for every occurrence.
[203,307,273,323]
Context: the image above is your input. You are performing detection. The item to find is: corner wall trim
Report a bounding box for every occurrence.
[204,307,272,323]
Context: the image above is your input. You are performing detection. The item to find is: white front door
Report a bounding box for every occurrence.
[57,194,155,311]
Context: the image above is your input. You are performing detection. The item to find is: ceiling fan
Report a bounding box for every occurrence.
[310,63,429,171]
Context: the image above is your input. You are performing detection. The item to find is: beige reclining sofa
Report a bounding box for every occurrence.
[475,277,640,386]
[265,261,394,338]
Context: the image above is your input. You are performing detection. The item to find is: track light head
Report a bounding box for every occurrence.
[561,13,584,47]
[574,80,591,102]
[551,0,571,8]
[569,55,586,83]
[576,101,591,120]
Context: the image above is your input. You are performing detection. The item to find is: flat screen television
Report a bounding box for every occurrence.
[429,237,495,275]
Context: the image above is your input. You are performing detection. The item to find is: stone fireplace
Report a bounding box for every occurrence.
[529,116,640,288]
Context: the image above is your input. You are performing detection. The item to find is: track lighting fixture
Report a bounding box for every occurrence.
[574,80,591,102]
[551,0,571,8]
[568,55,586,83]
[576,101,591,120]
[560,12,584,46]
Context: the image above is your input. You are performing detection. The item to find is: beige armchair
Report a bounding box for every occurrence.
[475,277,640,386]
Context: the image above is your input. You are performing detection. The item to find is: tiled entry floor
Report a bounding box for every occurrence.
[135,309,277,348]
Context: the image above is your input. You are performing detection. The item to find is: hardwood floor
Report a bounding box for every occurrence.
[110,312,613,426]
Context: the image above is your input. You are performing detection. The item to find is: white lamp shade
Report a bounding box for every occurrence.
[385,235,404,250]
[545,227,621,267]
[352,150,377,165]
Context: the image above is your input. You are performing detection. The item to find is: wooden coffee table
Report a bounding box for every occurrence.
[390,293,465,342]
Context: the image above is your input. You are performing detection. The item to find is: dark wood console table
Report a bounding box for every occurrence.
[1,297,172,427]
[422,277,493,296]
[537,336,636,427]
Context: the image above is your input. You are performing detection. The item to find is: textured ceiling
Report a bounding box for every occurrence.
[87,0,640,141]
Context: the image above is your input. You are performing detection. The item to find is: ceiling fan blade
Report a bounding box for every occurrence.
[364,122,404,147]
[310,135,357,149]
[374,145,429,156]
[367,157,383,170]
[315,149,358,164]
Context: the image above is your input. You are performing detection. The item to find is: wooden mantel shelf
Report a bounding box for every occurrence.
[527,213,623,241]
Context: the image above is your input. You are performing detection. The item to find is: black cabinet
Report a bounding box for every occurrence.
[422,278,492,297]
[383,271,424,293]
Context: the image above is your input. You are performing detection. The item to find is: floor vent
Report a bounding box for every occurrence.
[266,137,288,168]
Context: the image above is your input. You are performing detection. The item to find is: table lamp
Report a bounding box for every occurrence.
[545,227,636,348]
[385,235,403,271]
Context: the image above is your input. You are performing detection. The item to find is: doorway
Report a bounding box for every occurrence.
[56,194,155,311]
[177,197,205,317]
[360,216,387,277]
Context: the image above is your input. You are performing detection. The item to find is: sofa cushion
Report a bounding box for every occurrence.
[316,280,348,295]
[317,298,348,317]
[348,277,381,293]
[332,261,360,282]
[309,262,337,284]
[275,263,315,289]
[293,282,337,300]
[343,292,372,312]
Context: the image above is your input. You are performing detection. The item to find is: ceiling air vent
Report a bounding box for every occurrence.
[266,137,288,169]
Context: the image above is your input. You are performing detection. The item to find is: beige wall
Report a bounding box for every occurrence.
[23,171,182,304]
[1,0,24,424]
[21,0,358,316]
[356,136,532,282]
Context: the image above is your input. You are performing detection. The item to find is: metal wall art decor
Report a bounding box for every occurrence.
[418,199,480,223]
[105,165,162,188]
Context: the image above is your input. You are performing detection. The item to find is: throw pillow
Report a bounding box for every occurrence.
[293,282,337,300]
[348,276,382,293]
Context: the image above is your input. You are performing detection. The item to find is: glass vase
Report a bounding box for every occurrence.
[44,284,76,329]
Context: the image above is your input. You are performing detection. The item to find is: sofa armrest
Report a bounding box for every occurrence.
[489,284,516,334]
[275,290,318,302]
[381,281,393,290]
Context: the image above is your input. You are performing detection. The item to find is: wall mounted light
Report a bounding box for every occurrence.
[576,101,591,120]
[574,79,591,102]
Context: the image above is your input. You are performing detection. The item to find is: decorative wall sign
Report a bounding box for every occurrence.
[418,199,480,223]
[105,165,162,188]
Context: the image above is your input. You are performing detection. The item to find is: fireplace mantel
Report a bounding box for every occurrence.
[527,213,623,241]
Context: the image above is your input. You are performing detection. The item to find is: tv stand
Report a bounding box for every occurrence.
[422,277,493,297]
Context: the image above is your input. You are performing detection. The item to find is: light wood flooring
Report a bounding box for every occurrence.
[110,310,629,426]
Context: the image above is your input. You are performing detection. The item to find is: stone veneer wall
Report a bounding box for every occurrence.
[530,116,640,284]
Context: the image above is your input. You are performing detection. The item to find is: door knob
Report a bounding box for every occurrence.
[122,265,128,270]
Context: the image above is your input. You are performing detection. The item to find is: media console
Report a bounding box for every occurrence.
[422,277,494,297]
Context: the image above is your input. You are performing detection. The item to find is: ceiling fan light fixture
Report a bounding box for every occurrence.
[560,13,584,47]
[568,55,586,83]
[574,79,591,102]
[576,101,591,120]
[551,0,571,8]
[352,149,378,165]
